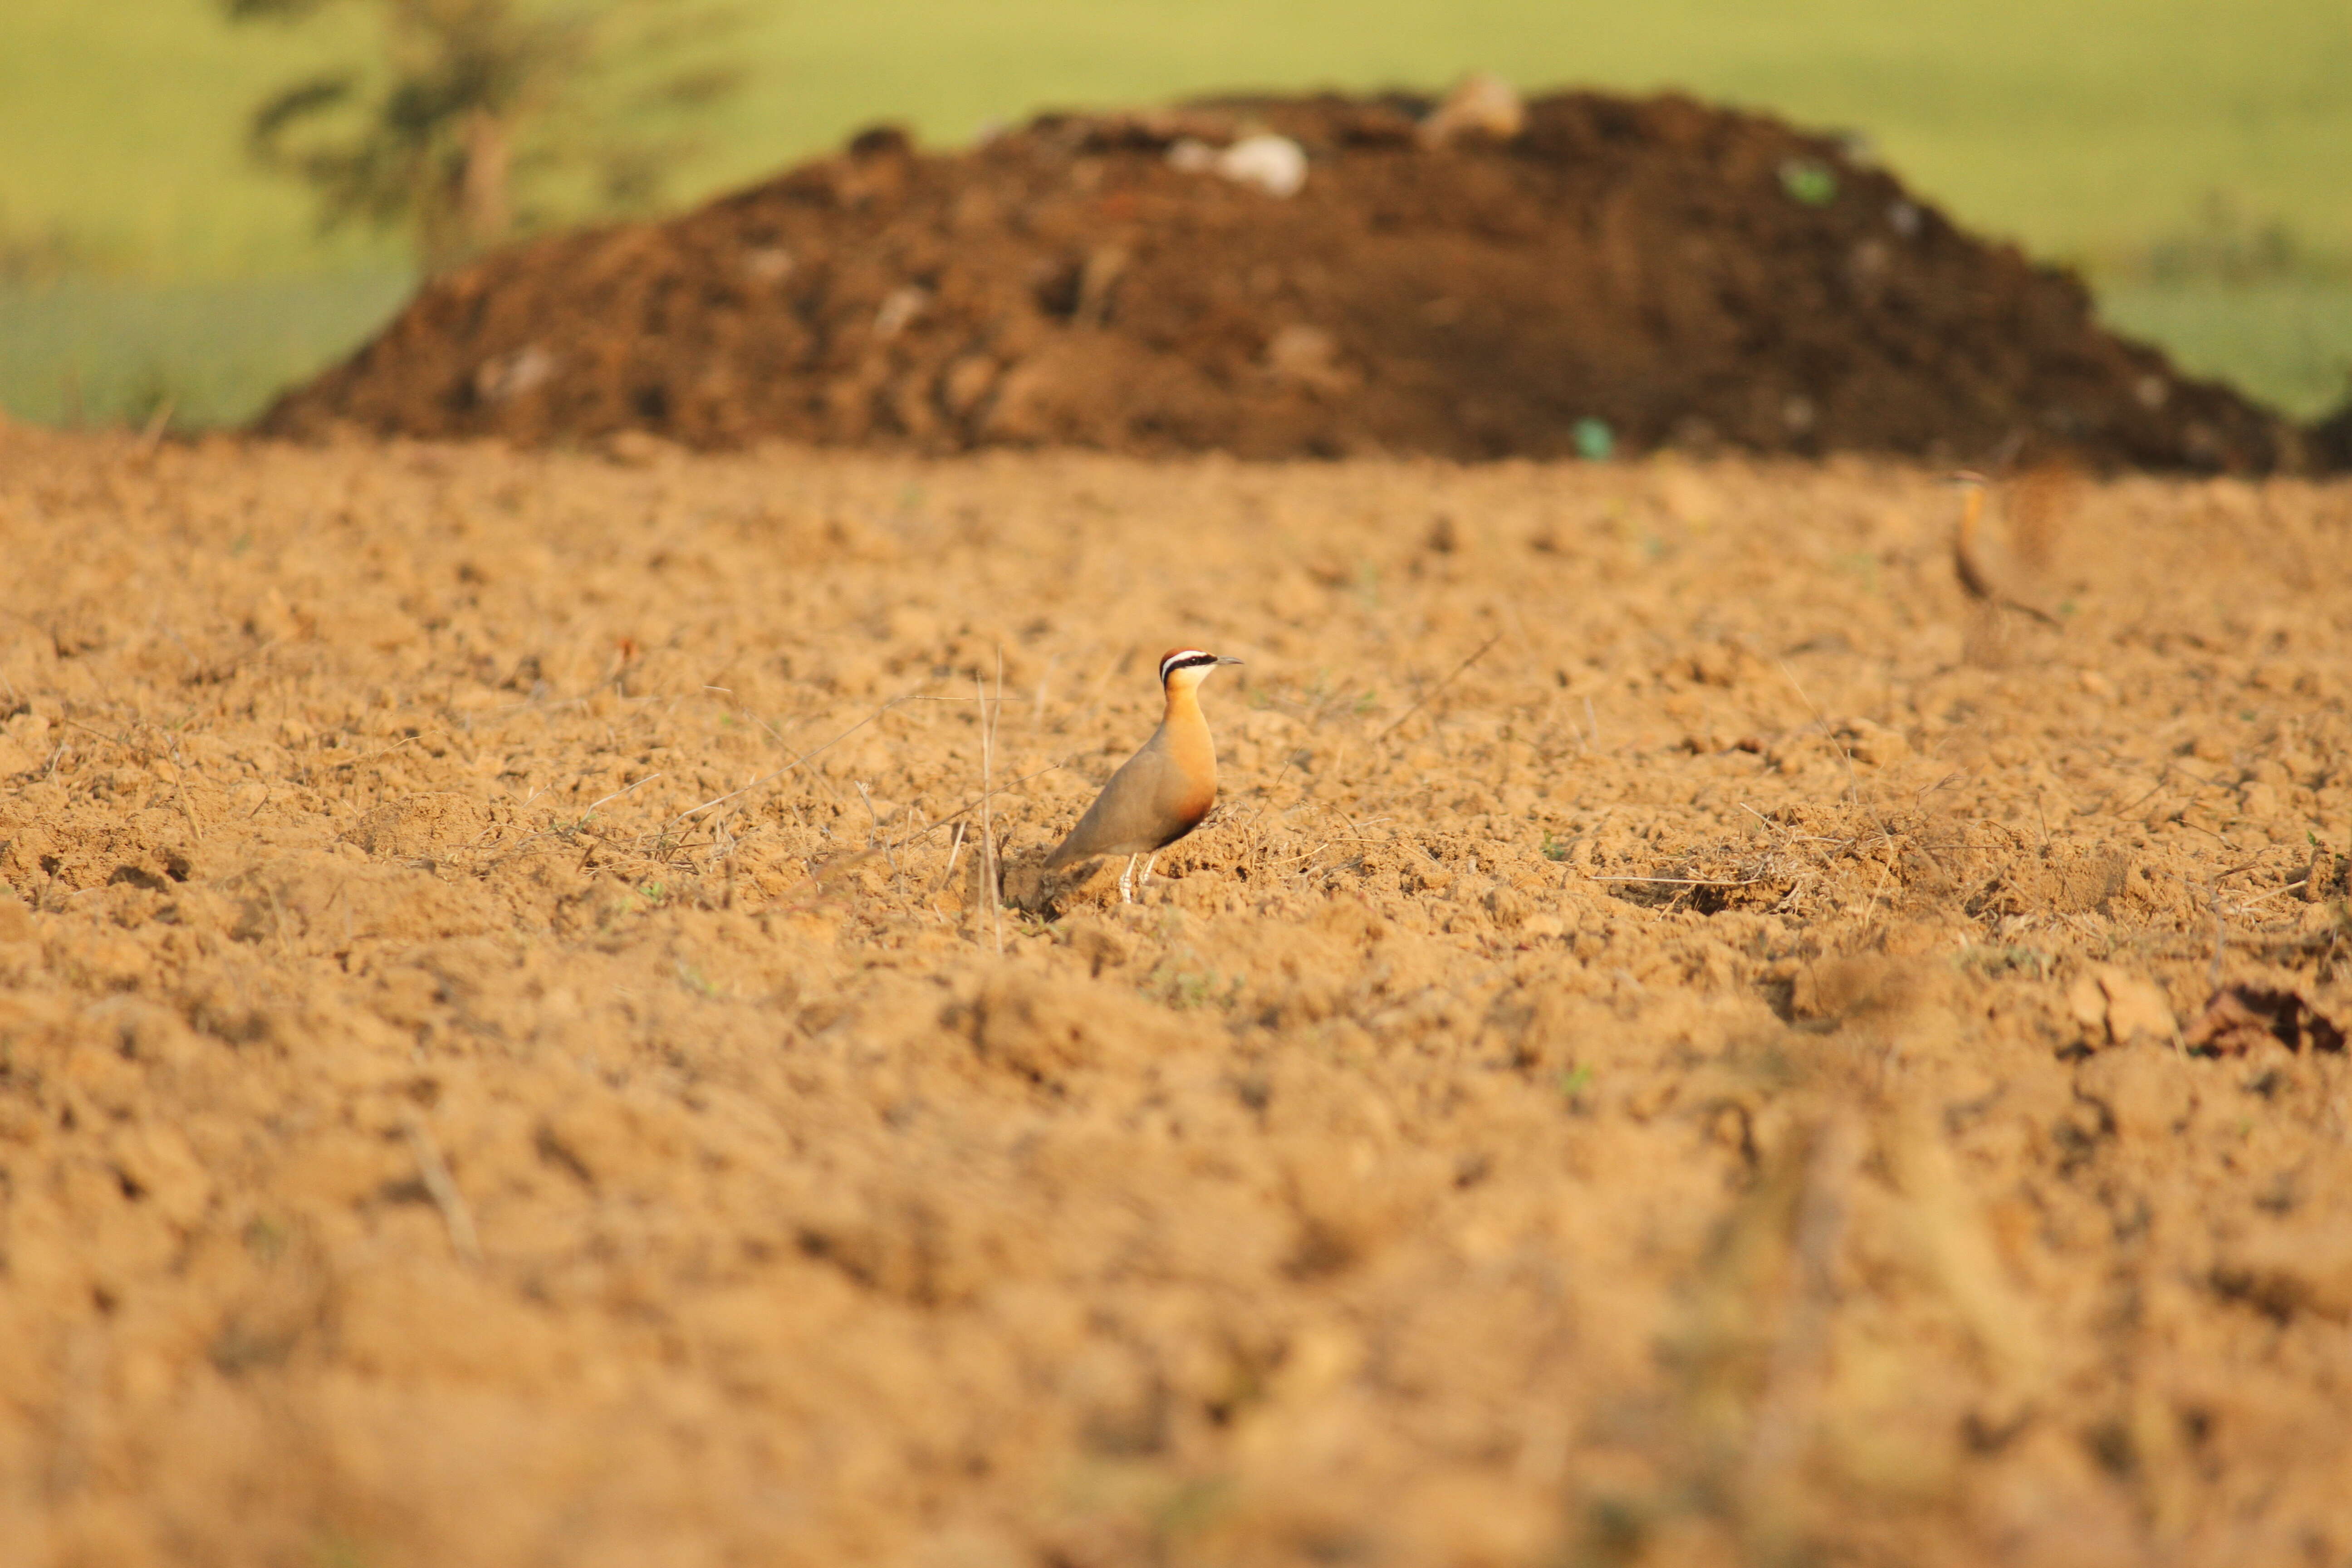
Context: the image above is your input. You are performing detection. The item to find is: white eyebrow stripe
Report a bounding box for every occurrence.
[1159,649,1214,681]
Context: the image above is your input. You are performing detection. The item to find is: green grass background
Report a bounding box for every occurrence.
[4,0,2347,428]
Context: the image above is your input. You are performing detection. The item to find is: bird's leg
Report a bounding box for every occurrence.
[1119,854,1137,904]
[1141,853,1159,893]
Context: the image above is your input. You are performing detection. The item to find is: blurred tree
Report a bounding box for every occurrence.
[225,0,741,274]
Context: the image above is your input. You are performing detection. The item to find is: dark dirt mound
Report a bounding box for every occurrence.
[262,90,2312,471]
[2310,400,2352,470]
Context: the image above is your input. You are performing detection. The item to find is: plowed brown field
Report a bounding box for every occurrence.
[2,426,2349,1568]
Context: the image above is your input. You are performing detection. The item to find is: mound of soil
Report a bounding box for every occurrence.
[262,90,2311,470]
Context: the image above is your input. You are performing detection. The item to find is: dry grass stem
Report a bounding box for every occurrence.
[1376,630,1503,743]
[403,1113,483,1267]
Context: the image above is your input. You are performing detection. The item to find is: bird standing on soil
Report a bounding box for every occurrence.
[1950,470,2060,627]
[1046,648,1243,903]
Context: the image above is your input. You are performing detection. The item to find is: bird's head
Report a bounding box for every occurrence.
[1158,647,1243,694]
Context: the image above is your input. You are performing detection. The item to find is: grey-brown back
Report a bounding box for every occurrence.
[1044,723,1214,867]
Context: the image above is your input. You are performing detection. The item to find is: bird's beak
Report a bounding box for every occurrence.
[1216,656,1245,665]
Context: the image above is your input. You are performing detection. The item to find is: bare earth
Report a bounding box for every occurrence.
[1,426,2348,1568]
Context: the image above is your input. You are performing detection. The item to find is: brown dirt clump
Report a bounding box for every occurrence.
[6,424,2352,1565]
[260,90,2308,472]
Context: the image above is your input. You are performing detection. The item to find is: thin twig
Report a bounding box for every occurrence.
[340,732,434,767]
[662,693,916,827]
[739,763,1064,918]
[582,772,662,821]
[1775,659,1868,812]
[64,718,136,750]
[892,762,1062,856]
[766,845,889,909]
[1377,631,1503,742]
[980,653,1004,955]
[2112,760,2192,820]
[934,820,968,896]
[853,781,897,874]
[2208,883,2228,990]
[994,648,1007,951]
[403,1114,482,1266]
[164,730,205,844]
[135,396,176,456]
[1741,1113,1858,1530]
[718,807,739,909]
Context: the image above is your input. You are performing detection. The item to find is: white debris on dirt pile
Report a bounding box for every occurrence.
[1165,136,1216,172]
[2,425,2351,1568]
[473,344,556,404]
[1166,131,1308,197]
[1261,323,1356,392]
[1419,72,1526,146]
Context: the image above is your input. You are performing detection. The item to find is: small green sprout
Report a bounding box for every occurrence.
[1779,158,1838,206]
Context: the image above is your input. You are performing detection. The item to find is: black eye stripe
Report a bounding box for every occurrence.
[1160,653,1219,680]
